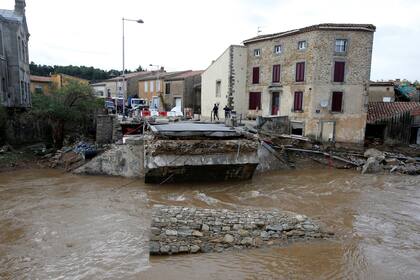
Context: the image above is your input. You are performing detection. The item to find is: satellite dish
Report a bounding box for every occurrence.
[320,100,329,108]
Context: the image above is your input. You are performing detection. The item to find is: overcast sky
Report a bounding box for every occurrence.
[3,0,420,81]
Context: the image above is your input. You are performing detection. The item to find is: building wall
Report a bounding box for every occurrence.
[368,85,395,102]
[138,79,163,107]
[231,46,248,118]
[245,29,374,143]
[0,9,31,108]
[30,81,50,94]
[201,47,231,118]
[162,80,184,110]
[50,74,89,90]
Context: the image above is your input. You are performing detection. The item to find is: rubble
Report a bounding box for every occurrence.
[150,206,333,255]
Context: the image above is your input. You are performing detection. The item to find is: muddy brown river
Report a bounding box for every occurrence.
[0,168,419,279]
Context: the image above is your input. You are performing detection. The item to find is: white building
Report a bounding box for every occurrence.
[201,45,248,119]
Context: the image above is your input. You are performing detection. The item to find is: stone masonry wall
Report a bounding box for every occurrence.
[150,206,332,255]
[96,115,119,144]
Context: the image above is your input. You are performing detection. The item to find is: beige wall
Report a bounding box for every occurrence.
[138,79,163,107]
[201,45,247,119]
[245,29,374,143]
[368,85,395,102]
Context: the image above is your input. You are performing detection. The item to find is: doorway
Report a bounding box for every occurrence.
[271,92,279,115]
[321,121,335,142]
[174,97,182,109]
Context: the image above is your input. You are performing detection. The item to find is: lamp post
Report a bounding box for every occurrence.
[121,17,143,119]
[149,64,161,109]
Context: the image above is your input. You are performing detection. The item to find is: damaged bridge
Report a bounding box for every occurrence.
[145,123,259,183]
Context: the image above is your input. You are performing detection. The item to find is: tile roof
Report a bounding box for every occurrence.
[107,71,153,81]
[367,102,420,124]
[30,75,52,83]
[136,70,192,81]
[243,23,376,44]
[0,9,23,22]
[165,70,204,80]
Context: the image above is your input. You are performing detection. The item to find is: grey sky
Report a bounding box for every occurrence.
[3,0,420,80]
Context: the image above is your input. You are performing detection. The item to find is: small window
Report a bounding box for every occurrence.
[144,81,148,92]
[335,39,347,53]
[249,92,261,110]
[165,82,170,94]
[156,80,161,92]
[274,45,282,54]
[295,62,305,82]
[150,81,154,92]
[252,67,260,84]
[331,91,343,112]
[215,80,221,97]
[272,65,281,83]
[293,91,303,111]
[254,49,261,57]
[298,41,307,50]
[333,61,345,83]
[35,86,43,94]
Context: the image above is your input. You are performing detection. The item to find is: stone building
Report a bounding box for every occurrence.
[201,45,248,119]
[368,81,395,102]
[137,70,190,110]
[0,0,30,108]
[243,23,376,144]
[163,70,203,115]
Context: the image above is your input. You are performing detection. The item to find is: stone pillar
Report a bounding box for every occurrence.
[96,115,116,144]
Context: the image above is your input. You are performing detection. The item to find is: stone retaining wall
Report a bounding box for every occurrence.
[150,206,332,255]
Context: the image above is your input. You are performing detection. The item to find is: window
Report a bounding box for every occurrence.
[252,67,260,84]
[274,45,282,54]
[254,49,261,57]
[295,62,305,82]
[291,122,304,136]
[335,39,347,53]
[249,92,261,110]
[272,64,281,83]
[293,91,303,111]
[334,61,345,82]
[34,86,43,94]
[165,82,170,94]
[298,41,307,50]
[215,80,221,97]
[156,80,161,92]
[331,91,343,112]
[18,36,21,59]
[144,81,148,92]
[21,41,25,61]
[150,80,154,92]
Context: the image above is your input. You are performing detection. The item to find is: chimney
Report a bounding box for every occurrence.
[14,0,26,16]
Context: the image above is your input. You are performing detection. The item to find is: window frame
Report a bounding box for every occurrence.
[293,91,304,112]
[253,48,261,57]
[295,62,305,82]
[272,64,281,83]
[331,91,344,113]
[165,82,171,94]
[252,67,260,84]
[298,40,307,50]
[335,39,348,53]
[215,80,221,97]
[274,44,282,54]
[333,61,346,83]
[249,92,261,110]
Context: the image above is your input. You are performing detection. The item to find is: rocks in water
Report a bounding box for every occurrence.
[362,157,383,174]
[150,206,332,255]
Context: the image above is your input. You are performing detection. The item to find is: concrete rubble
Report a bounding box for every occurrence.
[149,206,333,255]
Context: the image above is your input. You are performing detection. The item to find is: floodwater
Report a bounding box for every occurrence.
[0,168,419,280]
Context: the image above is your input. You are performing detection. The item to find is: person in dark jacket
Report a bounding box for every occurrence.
[223,105,231,119]
[212,104,219,121]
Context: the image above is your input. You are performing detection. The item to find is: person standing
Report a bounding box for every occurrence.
[223,105,231,119]
[212,104,219,121]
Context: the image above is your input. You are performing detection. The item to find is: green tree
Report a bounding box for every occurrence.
[31,81,103,148]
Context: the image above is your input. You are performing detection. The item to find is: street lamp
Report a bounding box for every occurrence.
[121,17,143,119]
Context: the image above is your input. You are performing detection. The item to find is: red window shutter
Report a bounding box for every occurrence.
[331,91,343,112]
[334,62,345,82]
[296,62,305,82]
[249,92,261,110]
[294,91,303,111]
[252,67,260,84]
[272,65,281,83]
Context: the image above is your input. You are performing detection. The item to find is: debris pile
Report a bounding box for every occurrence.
[361,148,420,175]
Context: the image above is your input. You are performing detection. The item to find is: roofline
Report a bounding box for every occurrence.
[165,71,204,81]
[203,45,245,73]
[243,23,376,44]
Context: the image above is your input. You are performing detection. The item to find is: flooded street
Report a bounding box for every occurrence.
[0,168,419,279]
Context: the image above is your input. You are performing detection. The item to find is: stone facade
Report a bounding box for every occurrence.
[243,24,376,144]
[0,0,31,108]
[163,70,203,114]
[201,45,248,119]
[149,206,332,255]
